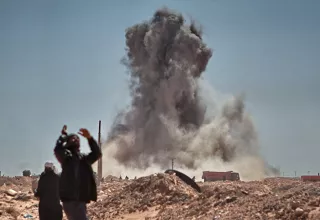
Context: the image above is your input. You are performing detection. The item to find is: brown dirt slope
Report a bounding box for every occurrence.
[89,174,320,220]
[1,175,320,219]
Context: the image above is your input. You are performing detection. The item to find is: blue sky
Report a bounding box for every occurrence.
[0,0,319,176]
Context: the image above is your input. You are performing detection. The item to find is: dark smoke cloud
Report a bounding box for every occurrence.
[103,7,279,179]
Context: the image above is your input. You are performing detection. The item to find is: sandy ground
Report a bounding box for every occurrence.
[1,175,320,220]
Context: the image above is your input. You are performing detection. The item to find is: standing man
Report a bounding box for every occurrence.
[35,162,63,220]
[54,125,102,220]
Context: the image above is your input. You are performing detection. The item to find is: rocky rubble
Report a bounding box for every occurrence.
[89,175,320,220]
[1,175,320,219]
[88,173,199,219]
[0,177,39,220]
[154,177,320,220]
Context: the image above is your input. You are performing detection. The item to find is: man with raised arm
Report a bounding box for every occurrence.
[54,125,102,220]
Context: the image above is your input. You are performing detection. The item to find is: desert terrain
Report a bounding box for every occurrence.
[1,173,320,220]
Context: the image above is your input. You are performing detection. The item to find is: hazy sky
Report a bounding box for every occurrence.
[0,0,319,176]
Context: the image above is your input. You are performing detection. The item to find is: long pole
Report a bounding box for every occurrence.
[97,120,102,186]
[171,158,174,170]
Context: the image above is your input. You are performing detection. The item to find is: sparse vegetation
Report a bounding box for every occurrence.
[5,206,19,219]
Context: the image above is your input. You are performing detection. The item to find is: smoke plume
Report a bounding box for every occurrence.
[101,7,279,180]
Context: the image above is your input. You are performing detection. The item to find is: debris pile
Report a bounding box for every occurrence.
[155,177,320,220]
[88,175,320,220]
[0,177,38,220]
[1,175,320,219]
[88,173,199,219]
[102,175,121,182]
[0,176,35,192]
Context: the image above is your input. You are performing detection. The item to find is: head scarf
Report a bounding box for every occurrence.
[65,133,80,150]
[44,162,54,170]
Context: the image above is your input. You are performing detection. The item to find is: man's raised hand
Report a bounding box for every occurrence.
[61,125,68,135]
[78,128,92,139]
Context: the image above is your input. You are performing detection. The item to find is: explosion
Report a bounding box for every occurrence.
[102,7,279,180]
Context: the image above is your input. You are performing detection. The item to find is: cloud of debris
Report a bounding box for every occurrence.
[101,7,279,180]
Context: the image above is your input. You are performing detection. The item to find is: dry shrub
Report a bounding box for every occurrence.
[5,206,19,219]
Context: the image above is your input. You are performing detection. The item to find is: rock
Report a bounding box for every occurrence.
[291,201,300,209]
[15,193,32,201]
[241,190,249,195]
[225,196,237,203]
[308,208,320,220]
[308,199,319,207]
[254,191,267,197]
[267,212,275,218]
[295,208,304,216]
[6,189,17,196]
[278,208,284,216]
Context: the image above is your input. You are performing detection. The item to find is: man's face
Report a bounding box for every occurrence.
[67,134,80,149]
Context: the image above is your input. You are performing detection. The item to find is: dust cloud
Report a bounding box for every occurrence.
[101,7,279,181]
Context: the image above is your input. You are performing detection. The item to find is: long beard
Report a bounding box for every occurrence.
[67,145,80,155]
[67,143,79,149]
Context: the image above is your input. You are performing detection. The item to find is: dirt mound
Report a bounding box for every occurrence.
[0,176,35,192]
[157,178,320,220]
[1,175,320,219]
[0,177,39,220]
[102,175,120,182]
[88,176,320,220]
[88,173,199,219]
